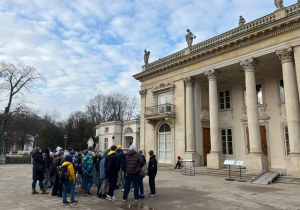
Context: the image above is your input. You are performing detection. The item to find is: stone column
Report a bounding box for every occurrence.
[139,89,147,152]
[204,70,225,169]
[240,58,268,173]
[294,45,300,100]
[183,76,196,153]
[277,47,300,177]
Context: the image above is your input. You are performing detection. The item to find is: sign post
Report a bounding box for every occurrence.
[224,160,235,181]
[235,161,246,182]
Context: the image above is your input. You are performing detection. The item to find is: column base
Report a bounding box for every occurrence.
[245,154,268,173]
[286,155,300,178]
[184,152,201,166]
[207,153,225,169]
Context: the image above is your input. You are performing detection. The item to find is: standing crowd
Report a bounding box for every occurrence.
[31,144,157,205]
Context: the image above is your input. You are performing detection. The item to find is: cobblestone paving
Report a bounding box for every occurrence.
[0,164,300,210]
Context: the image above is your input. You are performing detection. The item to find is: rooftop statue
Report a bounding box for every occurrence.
[274,0,284,9]
[239,16,246,27]
[144,49,150,65]
[186,29,196,48]
[87,138,94,148]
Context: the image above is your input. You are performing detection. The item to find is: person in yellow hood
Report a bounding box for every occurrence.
[61,155,78,205]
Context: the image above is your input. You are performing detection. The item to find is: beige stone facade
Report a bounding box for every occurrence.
[134,3,300,177]
[95,119,140,151]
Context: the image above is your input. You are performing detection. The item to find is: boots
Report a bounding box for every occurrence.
[32,189,39,194]
[41,189,49,194]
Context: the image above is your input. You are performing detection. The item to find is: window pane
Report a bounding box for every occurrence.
[226,103,231,109]
[219,92,224,97]
[220,98,224,103]
[228,148,233,154]
[221,130,226,135]
[256,84,263,104]
[220,104,225,109]
[164,124,171,132]
[228,136,232,142]
[227,129,232,136]
[166,133,171,142]
[226,96,230,103]
[225,91,230,97]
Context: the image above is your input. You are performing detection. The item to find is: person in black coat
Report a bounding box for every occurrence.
[105,145,120,201]
[51,151,64,197]
[43,148,52,188]
[148,150,157,197]
[32,147,48,194]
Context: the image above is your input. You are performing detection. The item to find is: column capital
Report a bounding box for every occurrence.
[139,89,147,98]
[240,58,256,72]
[204,69,218,81]
[183,76,195,87]
[276,47,294,64]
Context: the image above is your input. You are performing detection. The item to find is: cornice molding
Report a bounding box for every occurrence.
[133,16,300,82]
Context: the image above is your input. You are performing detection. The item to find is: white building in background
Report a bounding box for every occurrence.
[95,119,140,151]
[7,134,34,153]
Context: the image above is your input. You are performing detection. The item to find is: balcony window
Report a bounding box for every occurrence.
[221,129,233,155]
[283,125,290,155]
[279,80,285,102]
[157,92,172,105]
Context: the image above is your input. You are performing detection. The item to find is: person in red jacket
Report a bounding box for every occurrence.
[122,145,144,202]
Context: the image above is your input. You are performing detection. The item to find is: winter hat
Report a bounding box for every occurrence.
[87,151,93,156]
[56,146,62,152]
[67,147,72,152]
[129,145,136,151]
[177,156,181,159]
[117,145,122,150]
[34,147,41,153]
[44,148,50,155]
[65,155,72,162]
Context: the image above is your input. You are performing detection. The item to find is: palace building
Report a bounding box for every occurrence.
[133,2,300,177]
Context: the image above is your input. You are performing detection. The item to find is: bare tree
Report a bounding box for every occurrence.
[0,61,46,149]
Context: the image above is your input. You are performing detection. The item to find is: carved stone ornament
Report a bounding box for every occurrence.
[240,58,256,72]
[274,0,284,9]
[186,29,196,48]
[87,138,94,148]
[183,76,195,86]
[204,69,218,81]
[276,47,294,64]
[144,49,150,65]
[139,89,147,98]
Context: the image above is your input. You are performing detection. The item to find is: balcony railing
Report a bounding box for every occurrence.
[144,104,176,118]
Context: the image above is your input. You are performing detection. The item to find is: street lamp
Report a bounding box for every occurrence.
[3,132,7,154]
[0,132,7,164]
[34,134,38,148]
[130,136,134,146]
[64,135,67,150]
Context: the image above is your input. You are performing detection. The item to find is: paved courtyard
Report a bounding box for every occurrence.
[0,164,300,210]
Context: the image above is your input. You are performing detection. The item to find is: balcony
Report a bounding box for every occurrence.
[144,104,176,119]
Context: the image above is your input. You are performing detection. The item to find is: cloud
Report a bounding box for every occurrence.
[0,0,296,119]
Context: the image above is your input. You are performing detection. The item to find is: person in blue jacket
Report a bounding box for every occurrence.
[116,145,125,189]
[98,150,109,199]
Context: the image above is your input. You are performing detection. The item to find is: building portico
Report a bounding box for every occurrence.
[134,2,300,177]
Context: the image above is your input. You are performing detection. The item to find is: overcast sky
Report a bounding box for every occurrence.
[0,0,296,119]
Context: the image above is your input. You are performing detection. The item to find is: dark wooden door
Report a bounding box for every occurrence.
[246,126,267,156]
[203,127,211,166]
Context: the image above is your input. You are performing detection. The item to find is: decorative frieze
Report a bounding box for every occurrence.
[139,89,147,98]
[240,58,256,72]
[183,76,195,86]
[204,69,218,81]
[241,105,270,122]
[276,47,294,64]
[200,107,210,122]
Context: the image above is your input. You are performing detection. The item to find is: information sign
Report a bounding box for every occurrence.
[235,161,244,166]
[224,160,235,165]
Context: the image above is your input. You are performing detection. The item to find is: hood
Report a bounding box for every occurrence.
[62,161,72,167]
[126,150,137,156]
[150,155,156,159]
[108,150,116,156]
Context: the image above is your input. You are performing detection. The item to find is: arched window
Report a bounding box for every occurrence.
[125,127,133,133]
[158,123,172,163]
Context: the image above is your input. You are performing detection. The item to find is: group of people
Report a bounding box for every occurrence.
[31,144,158,205]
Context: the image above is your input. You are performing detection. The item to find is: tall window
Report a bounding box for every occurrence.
[219,91,231,110]
[105,127,109,133]
[158,123,172,163]
[283,125,290,155]
[104,138,108,150]
[221,129,233,155]
[279,80,285,102]
[157,92,172,105]
[244,84,263,106]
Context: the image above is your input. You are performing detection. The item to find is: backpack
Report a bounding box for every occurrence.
[140,164,148,177]
[58,165,69,183]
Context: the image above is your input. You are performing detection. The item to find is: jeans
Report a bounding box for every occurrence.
[149,175,156,195]
[138,175,144,195]
[97,176,102,193]
[108,173,118,197]
[76,173,83,188]
[99,178,109,195]
[32,179,44,190]
[83,175,93,192]
[62,180,75,203]
[123,173,139,200]
[117,169,125,186]
[43,168,51,187]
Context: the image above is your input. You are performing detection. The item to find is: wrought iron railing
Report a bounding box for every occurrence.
[144,104,176,118]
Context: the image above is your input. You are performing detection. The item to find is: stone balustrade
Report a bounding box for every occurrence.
[144,104,176,118]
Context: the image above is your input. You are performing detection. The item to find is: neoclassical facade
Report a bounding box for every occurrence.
[134,2,300,177]
[95,120,140,151]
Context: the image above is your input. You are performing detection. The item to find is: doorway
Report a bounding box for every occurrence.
[246,126,268,156]
[203,127,211,166]
[158,123,172,164]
